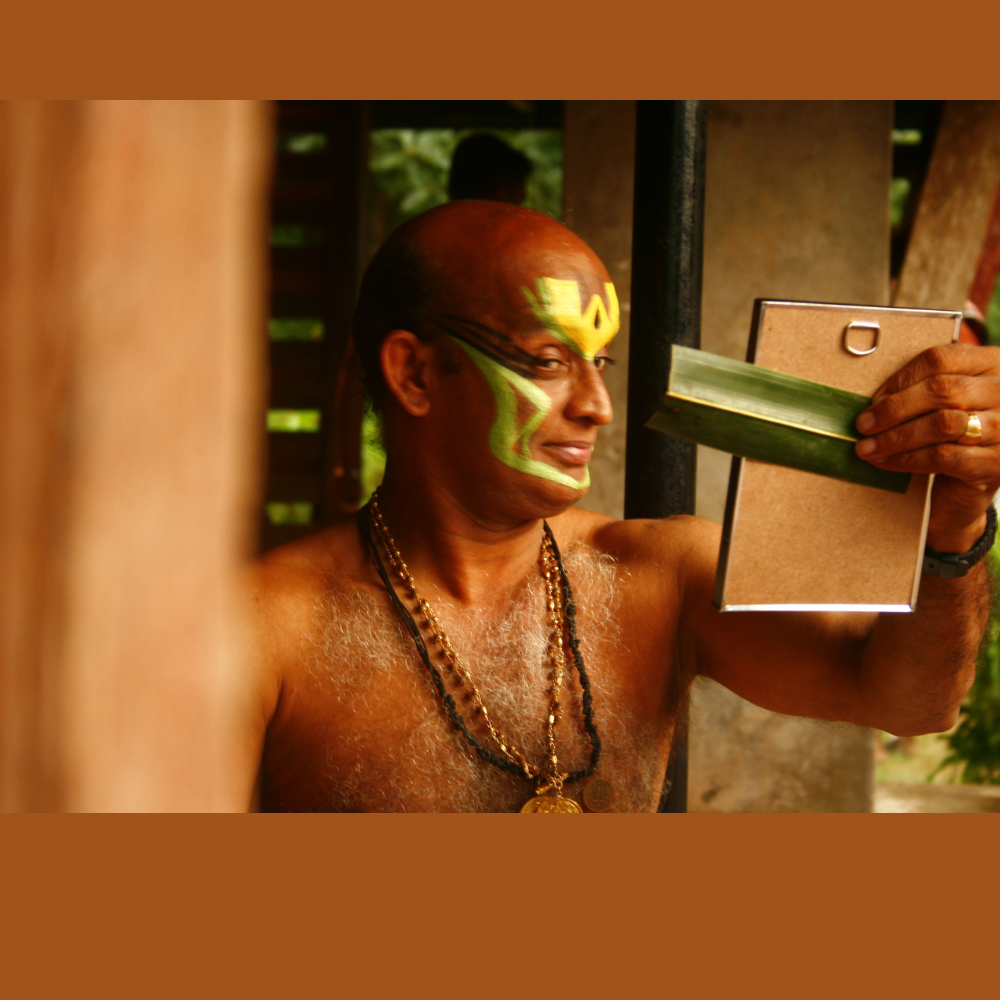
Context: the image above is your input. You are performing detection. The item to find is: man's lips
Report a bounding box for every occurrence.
[541,441,595,466]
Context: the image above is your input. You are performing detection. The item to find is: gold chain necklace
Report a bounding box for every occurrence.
[368,490,584,813]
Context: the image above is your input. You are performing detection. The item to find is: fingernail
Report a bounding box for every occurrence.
[856,412,875,434]
[856,438,876,457]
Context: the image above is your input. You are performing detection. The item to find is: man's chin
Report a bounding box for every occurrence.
[507,466,590,518]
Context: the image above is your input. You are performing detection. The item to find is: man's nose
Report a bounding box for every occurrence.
[566,363,614,426]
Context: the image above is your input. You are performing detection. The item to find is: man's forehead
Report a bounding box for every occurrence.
[521,276,620,359]
[497,241,610,300]
[413,205,618,351]
[442,248,614,328]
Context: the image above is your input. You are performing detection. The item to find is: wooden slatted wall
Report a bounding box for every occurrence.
[262,100,366,551]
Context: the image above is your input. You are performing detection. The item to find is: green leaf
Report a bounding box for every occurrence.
[646,345,911,494]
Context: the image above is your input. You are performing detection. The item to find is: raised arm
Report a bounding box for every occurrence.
[682,519,986,736]
[680,343,1000,736]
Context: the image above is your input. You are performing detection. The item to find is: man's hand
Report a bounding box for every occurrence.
[854,343,1000,553]
[677,341,995,738]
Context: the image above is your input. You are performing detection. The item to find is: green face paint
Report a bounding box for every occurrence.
[451,337,590,491]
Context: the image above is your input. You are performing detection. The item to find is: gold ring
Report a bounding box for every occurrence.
[960,411,984,445]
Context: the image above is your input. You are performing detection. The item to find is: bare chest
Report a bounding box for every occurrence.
[261,549,677,812]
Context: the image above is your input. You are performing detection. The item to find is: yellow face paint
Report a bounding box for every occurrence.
[522,277,620,360]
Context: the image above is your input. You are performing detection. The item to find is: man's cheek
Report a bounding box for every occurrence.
[451,337,586,490]
[515,387,552,457]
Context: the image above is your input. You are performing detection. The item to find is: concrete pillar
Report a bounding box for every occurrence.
[689,101,892,812]
[562,101,636,519]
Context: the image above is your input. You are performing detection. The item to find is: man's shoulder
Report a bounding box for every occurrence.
[549,509,723,659]
[551,506,721,570]
[248,517,369,648]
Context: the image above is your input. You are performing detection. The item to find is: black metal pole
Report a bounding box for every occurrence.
[625,100,707,813]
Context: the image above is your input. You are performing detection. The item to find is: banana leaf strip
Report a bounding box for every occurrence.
[645,345,910,494]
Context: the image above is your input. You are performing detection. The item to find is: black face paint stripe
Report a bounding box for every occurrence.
[427,314,540,379]
[439,315,519,342]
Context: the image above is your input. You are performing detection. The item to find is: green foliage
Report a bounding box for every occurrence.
[279,132,328,155]
[935,549,1000,784]
[270,224,324,248]
[359,406,386,505]
[368,128,563,234]
[268,318,324,341]
[369,129,456,228]
[875,730,960,785]
[265,502,313,526]
[986,270,1000,347]
[890,177,911,230]
[267,409,320,432]
[506,130,563,221]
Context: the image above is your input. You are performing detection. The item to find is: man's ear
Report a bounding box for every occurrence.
[380,330,436,416]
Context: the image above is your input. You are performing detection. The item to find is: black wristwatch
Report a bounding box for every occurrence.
[922,505,998,579]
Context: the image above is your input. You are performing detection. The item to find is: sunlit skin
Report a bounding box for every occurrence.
[243,202,998,812]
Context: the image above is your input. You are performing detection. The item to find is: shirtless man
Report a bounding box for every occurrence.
[245,200,999,812]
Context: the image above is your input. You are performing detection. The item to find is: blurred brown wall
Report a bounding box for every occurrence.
[0,101,271,811]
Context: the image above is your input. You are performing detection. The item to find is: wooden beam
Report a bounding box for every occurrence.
[894,101,1000,310]
[968,183,1000,316]
[0,101,271,811]
[262,102,367,539]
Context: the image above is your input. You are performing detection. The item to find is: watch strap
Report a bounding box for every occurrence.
[923,505,998,579]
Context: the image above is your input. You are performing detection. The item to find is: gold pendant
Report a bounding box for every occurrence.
[582,777,615,812]
[520,794,583,814]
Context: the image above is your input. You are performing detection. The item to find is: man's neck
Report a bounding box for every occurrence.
[372,469,547,606]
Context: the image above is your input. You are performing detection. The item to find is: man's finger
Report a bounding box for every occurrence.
[856,373,1000,435]
[871,343,1000,401]
[864,440,1000,487]
[856,408,994,459]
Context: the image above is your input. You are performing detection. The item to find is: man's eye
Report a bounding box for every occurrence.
[594,356,615,371]
[534,356,565,371]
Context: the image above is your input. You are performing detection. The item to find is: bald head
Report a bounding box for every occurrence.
[352,201,612,404]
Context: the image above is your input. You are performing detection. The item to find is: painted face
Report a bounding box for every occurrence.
[431,277,619,490]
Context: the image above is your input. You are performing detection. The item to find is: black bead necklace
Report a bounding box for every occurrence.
[358,500,602,787]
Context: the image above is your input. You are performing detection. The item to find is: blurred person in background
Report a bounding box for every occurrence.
[448,133,532,206]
